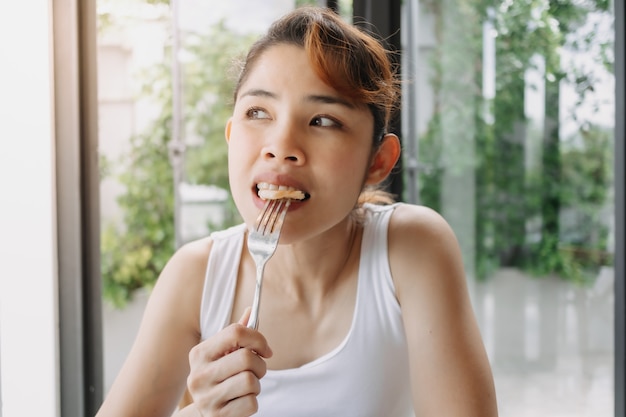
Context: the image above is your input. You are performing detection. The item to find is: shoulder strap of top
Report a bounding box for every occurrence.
[199,223,246,340]
[360,202,403,322]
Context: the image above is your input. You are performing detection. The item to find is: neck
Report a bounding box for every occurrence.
[267,218,361,301]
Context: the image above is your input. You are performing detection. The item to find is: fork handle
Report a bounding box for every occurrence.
[247,265,264,330]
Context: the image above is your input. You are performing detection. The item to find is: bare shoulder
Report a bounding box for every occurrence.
[388,203,456,240]
[149,236,215,323]
[387,203,463,285]
[133,235,216,349]
[160,236,215,285]
[387,203,469,322]
[387,204,498,416]
[128,235,217,365]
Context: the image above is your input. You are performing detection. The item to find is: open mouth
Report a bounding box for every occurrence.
[256,182,310,201]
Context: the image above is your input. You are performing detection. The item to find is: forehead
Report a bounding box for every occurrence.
[237,44,342,101]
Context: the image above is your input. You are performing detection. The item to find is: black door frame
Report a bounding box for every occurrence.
[351,0,404,198]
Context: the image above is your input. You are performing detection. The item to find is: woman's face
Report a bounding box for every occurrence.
[226,44,377,242]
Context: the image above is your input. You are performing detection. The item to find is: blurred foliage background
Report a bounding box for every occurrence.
[99,0,614,307]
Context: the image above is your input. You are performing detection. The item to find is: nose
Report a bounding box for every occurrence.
[263,122,305,164]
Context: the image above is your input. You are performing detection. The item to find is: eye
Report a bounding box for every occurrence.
[246,107,271,120]
[311,115,341,128]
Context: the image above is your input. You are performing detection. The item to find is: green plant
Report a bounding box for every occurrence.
[417,0,613,282]
[101,117,175,308]
[100,16,255,307]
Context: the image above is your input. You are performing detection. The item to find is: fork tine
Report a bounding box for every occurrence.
[255,199,277,233]
[265,199,284,233]
[270,199,290,234]
[256,199,291,234]
[265,199,285,233]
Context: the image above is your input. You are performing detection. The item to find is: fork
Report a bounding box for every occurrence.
[246,198,291,330]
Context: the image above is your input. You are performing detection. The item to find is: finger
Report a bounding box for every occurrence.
[189,385,259,417]
[238,306,252,326]
[190,365,262,416]
[218,306,251,358]
[193,346,268,389]
[215,371,262,413]
[187,350,266,415]
[222,370,262,398]
[221,347,269,381]
[190,323,272,363]
[220,393,260,417]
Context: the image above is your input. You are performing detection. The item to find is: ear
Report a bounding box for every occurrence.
[225,118,233,143]
[365,133,401,185]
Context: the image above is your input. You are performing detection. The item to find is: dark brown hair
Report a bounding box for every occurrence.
[233,6,400,146]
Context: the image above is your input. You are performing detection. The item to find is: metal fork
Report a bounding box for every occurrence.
[246,198,291,330]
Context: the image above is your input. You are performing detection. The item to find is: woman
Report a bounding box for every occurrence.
[96,6,498,417]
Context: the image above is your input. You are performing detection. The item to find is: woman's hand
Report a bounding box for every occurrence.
[186,309,273,417]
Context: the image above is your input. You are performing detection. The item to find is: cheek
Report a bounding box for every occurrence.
[334,144,372,174]
[227,128,255,167]
[227,145,257,226]
[322,150,372,193]
[226,141,239,177]
[226,139,249,192]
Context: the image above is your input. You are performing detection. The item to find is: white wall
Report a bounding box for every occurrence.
[0,2,60,416]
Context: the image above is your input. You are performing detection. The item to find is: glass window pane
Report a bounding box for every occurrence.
[402,1,615,415]
[96,0,300,396]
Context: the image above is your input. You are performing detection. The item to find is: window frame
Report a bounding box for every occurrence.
[53,0,103,415]
[65,0,623,415]
[614,0,625,414]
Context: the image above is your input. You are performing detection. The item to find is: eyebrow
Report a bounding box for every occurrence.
[307,94,355,109]
[240,88,277,99]
[239,88,356,109]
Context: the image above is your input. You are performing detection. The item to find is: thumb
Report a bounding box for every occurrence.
[236,306,273,358]
[238,306,252,326]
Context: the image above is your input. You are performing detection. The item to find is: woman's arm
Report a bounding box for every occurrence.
[389,204,498,417]
[95,239,212,417]
[96,237,273,417]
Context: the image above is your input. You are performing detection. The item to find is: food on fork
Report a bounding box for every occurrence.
[257,183,306,200]
[259,189,306,200]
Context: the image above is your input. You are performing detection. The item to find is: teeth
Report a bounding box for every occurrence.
[257,182,306,200]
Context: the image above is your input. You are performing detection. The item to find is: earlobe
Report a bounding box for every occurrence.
[365,133,401,185]
[225,118,233,143]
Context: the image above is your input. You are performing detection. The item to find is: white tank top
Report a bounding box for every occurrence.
[200,203,415,416]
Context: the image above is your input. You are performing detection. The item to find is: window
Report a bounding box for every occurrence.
[401,0,622,415]
[91,0,624,415]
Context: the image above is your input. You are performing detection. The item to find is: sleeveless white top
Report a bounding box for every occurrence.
[200,203,415,416]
